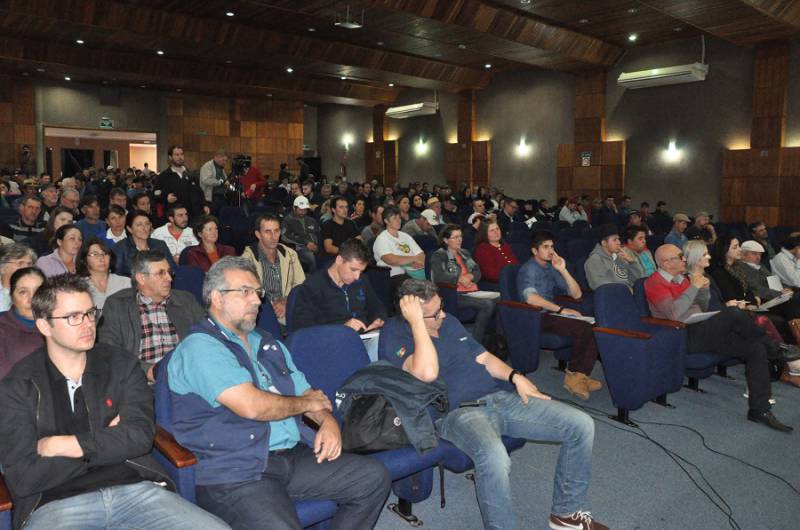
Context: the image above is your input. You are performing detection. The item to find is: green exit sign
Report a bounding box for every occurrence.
[99,117,114,129]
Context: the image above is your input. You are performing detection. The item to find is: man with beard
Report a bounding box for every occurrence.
[151,204,199,263]
[158,145,203,219]
[166,257,390,529]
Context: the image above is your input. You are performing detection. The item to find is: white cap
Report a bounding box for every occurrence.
[293,196,310,209]
[420,209,440,226]
[467,212,486,225]
[740,240,765,253]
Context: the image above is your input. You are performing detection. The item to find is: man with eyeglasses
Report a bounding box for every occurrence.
[99,250,204,383]
[379,279,607,530]
[646,244,799,432]
[0,274,229,530]
[165,257,391,529]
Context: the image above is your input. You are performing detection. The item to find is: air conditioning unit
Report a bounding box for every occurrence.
[617,62,709,89]
[385,102,439,119]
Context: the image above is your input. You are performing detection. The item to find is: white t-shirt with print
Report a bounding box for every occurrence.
[373,230,423,277]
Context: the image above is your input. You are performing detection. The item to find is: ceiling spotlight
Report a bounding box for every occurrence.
[340,76,346,80]
[520,0,532,5]
[64,76,71,81]
[225,60,232,64]
[176,88,182,92]
[334,5,364,29]
[75,39,85,44]
[308,27,316,32]
[388,83,394,87]
[484,63,492,69]
[673,26,683,32]
[140,85,147,88]
[578,18,589,24]
[627,8,638,14]
[376,41,384,46]
[225,11,234,17]
[36,68,45,72]
[266,93,273,97]
[21,72,29,76]
[628,33,638,42]
[457,44,466,49]
[156,50,164,55]
[286,67,294,73]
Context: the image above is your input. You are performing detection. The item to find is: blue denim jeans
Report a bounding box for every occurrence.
[24,481,230,530]
[437,390,595,530]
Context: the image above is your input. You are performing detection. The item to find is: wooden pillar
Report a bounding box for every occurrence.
[365,104,397,185]
[445,89,490,189]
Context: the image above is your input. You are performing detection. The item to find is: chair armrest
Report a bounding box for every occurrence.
[554,294,585,304]
[496,300,543,312]
[435,282,457,290]
[594,327,652,340]
[154,425,197,469]
[640,316,686,329]
[0,474,11,512]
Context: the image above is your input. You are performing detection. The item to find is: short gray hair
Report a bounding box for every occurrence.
[0,243,37,268]
[61,187,79,199]
[131,250,167,278]
[203,256,259,307]
[397,279,438,303]
[684,240,708,271]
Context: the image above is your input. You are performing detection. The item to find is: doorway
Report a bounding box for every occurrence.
[61,149,94,178]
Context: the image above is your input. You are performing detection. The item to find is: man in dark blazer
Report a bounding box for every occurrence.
[157,145,203,219]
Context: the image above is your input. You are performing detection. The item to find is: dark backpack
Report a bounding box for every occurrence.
[341,394,409,454]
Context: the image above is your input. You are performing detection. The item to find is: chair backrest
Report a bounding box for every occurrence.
[632,278,651,316]
[499,263,521,301]
[413,234,438,254]
[154,350,177,429]
[173,265,205,305]
[509,242,530,263]
[593,284,646,332]
[178,246,192,266]
[497,301,542,373]
[567,238,594,264]
[284,285,301,333]
[286,325,370,404]
[257,298,282,338]
[364,266,392,312]
[646,234,665,254]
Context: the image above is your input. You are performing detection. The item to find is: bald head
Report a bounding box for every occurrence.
[655,244,685,275]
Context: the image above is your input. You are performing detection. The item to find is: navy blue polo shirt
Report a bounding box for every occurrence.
[380,315,499,411]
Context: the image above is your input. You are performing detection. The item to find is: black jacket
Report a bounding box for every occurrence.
[292,268,386,330]
[0,344,173,530]
[157,168,204,218]
[337,361,448,454]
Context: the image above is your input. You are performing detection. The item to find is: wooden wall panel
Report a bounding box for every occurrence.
[0,78,35,172]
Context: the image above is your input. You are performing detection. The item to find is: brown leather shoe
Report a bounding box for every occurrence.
[584,374,603,392]
[780,367,800,388]
[564,371,590,400]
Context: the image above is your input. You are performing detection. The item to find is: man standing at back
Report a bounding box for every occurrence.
[167,257,390,529]
[158,145,203,219]
[199,149,229,204]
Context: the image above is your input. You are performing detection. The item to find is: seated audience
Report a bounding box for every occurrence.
[0,243,37,311]
[593,195,618,227]
[430,223,497,345]
[77,237,131,309]
[75,194,107,240]
[104,204,127,245]
[151,203,198,263]
[558,197,588,226]
[99,250,204,382]
[625,225,656,277]
[36,224,83,277]
[167,257,391,529]
[184,215,235,272]
[402,209,439,239]
[281,196,320,273]
[380,280,606,530]
[372,206,425,290]
[688,211,717,244]
[426,196,444,225]
[749,221,777,268]
[241,213,305,323]
[359,203,384,245]
[350,197,369,227]
[518,231,603,400]
[130,192,152,216]
[29,206,75,257]
[584,224,644,290]
[113,211,177,277]
[397,195,415,224]
[2,195,45,242]
[473,220,519,283]
[321,196,360,255]
[0,267,45,378]
[0,274,228,530]
[59,187,81,217]
[770,235,800,288]
[496,198,520,234]
[645,243,798,431]
[663,213,690,249]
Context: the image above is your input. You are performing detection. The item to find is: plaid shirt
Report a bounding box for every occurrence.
[137,292,178,363]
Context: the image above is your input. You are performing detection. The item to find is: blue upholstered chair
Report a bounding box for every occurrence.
[286,325,445,526]
[256,295,282,338]
[496,300,543,374]
[172,265,205,306]
[364,266,392,314]
[592,284,686,424]
[154,352,337,529]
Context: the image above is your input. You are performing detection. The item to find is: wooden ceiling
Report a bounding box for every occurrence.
[0,0,797,106]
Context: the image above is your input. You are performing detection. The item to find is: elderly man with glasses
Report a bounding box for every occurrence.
[645,244,800,432]
[99,250,204,382]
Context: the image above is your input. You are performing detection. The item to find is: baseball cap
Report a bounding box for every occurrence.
[420,209,440,226]
[467,212,486,225]
[695,211,710,219]
[673,213,690,223]
[426,197,440,207]
[740,240,765,253]
[293,196,310,209]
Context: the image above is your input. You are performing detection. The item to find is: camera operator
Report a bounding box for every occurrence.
[199,149,229,204]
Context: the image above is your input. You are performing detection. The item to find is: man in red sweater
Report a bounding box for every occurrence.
[645,244,798,432]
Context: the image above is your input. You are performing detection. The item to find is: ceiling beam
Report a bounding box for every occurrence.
[741,0,800,28]
[0,0,489,91]
[0,35,399,106]
[356,0,624,67]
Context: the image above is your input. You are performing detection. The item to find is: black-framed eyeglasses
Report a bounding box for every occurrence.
[665,253,685,262]
[48,307,100,326]
[423,300,445,319]
[219,286,266,299]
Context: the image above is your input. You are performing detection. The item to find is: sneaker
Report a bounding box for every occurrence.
[550,511,609,530]
[584,374,603,392]
[564,371,590,400]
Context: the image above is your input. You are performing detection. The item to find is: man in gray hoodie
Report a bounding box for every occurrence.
[584,224,644,291]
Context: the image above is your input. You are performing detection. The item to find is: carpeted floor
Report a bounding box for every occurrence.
[373,351,800,530]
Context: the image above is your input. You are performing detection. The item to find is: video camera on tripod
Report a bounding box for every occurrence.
[222,154,252,206]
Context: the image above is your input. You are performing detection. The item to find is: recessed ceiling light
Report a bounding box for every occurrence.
[520,0,531,4]
[376,41,384,46]
[484,63,492,69]
[102,80,108,84]
[578,18,589,24]
[176,88,182,92]
[267,93,273,97]
[388,83,394,87]
[64,76,71,81]
[36,68,45,72]
[340,76,346,80]
[225,60,232,64]
[225,11,234,17]
[75,39,85,44]
[286,67,294,73]
[156,50,164,55]
[458,44,466,49]
[627,8,638,14]
[308,27,316,32]
[628,33,638,42]
[673,26,683,32]
[21,72,29,76]
[140,85,147,88]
